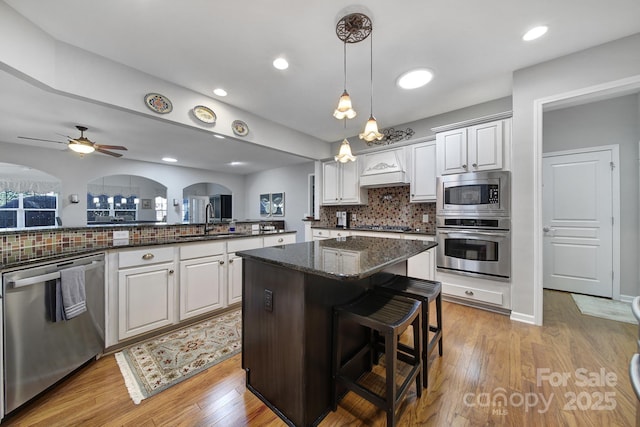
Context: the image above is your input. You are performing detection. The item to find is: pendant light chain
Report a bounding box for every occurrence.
[369,30,374,117]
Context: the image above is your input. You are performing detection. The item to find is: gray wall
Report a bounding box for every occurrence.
[512,33,640,320]
[543,94,640,296]
[244,161,316,242]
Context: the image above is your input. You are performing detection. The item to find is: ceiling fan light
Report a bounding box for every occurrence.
[68,141,95,154]
[334,138,356,163]
[359,116,384,142]
[333,91,357,119]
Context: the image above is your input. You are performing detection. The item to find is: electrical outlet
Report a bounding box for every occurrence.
[422,214,429,223]
[264,289,273,312]
[113,230,129,239]
[352,213,356,221]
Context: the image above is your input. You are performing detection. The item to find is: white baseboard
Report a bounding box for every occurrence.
[510,311,537,325]
[620,294,637,304]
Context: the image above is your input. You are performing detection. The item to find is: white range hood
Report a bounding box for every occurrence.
[359,147,409,188]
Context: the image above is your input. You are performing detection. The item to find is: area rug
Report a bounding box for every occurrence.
[115,308,242,404]
[571,294,636,324]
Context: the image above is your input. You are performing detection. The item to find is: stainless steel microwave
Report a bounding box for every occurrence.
[436,171,510,217]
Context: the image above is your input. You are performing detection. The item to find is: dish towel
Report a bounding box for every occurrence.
[60,265,87,319]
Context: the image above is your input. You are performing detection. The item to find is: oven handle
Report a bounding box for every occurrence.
[437,229,509,238]
[8,260,104,289]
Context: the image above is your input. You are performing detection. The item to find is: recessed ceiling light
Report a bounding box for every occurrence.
[214,134,225,139]
[230,161,243,166]
[273,57,289,70]
[213,88,227,97]
[162,157,177,163]
[397,69,434,89]
[523,26,548,41]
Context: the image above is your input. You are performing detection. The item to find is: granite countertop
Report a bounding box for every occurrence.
[310,225,435,236]
[1,230,297,271]
[237,235,437,281]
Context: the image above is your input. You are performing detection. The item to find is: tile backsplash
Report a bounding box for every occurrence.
[319,186,435,233]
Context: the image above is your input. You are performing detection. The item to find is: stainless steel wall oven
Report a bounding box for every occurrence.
[436,171,511,280]
[436,217,510,280]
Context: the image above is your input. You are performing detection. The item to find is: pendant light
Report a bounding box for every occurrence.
[333,41,356,120]
[359,30,383,142]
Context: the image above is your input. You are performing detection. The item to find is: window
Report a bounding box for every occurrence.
[155,196,167,222]
[87,193,138,223]
[0,191,58,229]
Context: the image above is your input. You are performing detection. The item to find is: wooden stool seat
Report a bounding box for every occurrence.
[332,291,422,427]
[377,275,443,388]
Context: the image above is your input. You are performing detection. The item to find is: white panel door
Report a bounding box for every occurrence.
[410,142,437,202]
[437,128,468,174]
[468,120,503,171]
[340,160,360,203]
[543,150,613,297]
[179,255,224,320]
[322,161,339,204]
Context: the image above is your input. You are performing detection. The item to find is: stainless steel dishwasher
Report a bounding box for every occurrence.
[2,253,105,414]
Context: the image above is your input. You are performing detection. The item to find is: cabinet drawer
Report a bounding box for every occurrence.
[180,241,226,260]
[442,283,503,306]
[263,233,296,247]
[312,229,330,238]
[119,246,175,268]
[227,237,263,252]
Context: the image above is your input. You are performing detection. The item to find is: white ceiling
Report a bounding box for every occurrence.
[2,0,640,172]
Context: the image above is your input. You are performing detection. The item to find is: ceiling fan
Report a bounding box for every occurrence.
[18,125,128,157]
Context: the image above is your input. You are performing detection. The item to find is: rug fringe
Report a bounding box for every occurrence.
[115,351,146,405]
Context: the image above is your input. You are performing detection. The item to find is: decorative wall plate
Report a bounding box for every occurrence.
[232,120,249,136]
[193,105,217,124]
[144,93,173,114]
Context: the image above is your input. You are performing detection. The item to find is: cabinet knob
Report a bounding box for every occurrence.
[278,238,283,243]
[229,259,234,264]
[169,269,174,274]
[219,260,225,265]
[411,194,415,197]
[462,164,468,169]
[142,253,154,260]
[465,290,474,296]
[336,233,341,237]
[472,163,478,169]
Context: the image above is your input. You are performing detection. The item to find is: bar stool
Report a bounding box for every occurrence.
[332,291,422,427]
[376,275,442,388]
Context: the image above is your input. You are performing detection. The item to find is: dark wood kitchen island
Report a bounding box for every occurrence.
[237,236,437,427]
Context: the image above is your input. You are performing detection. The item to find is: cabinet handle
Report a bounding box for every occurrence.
[472,163,478,169]
[336,233,341,237]
[219,260,225,265]
[278,238,284,243]
[465,290,474,296]
[229,259,234,264]
[142,253,154,260]
[462,164,468,169]
[169,269,174,274]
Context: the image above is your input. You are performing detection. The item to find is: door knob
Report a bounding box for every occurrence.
[543,226,551,232]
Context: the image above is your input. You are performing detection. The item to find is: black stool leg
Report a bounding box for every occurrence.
[422,301,429,388]
[385,329,397,427]
[414,311,423,398]
[437,293,443,356]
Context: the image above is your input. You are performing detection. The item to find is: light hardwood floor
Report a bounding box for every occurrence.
[2,290,637,426]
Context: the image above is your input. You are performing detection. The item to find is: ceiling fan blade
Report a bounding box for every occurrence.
[95,148,123,157]
[17,136,67,145]
[95,144,127,151]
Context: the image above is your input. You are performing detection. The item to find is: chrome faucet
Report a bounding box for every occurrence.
[204,202,213,234]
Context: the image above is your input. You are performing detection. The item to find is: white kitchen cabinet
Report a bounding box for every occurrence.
[118,258,176,340]
[403,234,436,281]
[321,159,367,205]
[321,248,360,275]
[410,141,437,202]
[436,118,509,175]
[179,241,226,320]
[227,237,263,305]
